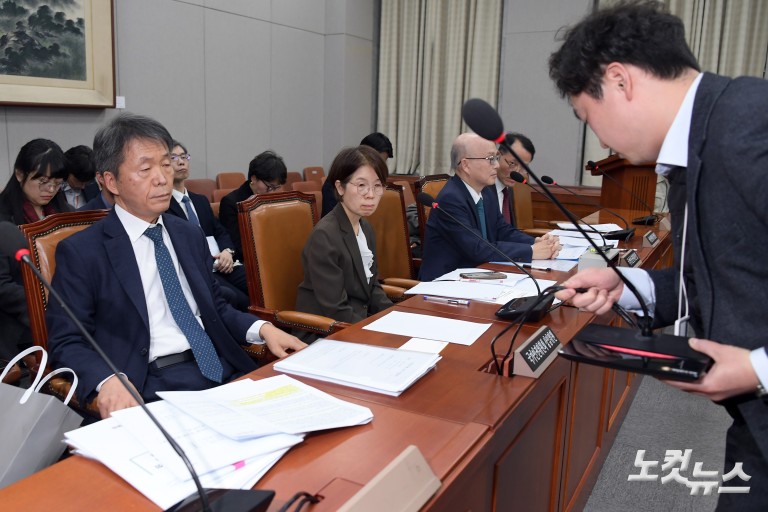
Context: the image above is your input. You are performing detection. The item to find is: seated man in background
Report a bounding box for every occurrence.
[420,132,559,281]
[78,165,115,211]
[47,113,305,419]
[165,140,249,311]
[218,151,287,261]
[61,145,99,209]
[495,132,535,227]
[322,132,393,217]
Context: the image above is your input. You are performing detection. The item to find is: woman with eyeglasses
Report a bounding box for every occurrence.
[0,138,71,366]
[296,146,392,340]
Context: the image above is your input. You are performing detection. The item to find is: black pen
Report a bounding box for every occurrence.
[423,295,470,306]
[520,263,552,272]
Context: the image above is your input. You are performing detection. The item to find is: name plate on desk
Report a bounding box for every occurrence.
[642,230,659,247]
[512,326,562,378]
[619,249,641,268]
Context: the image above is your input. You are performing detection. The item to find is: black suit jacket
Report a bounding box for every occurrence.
[648,73,768,458]
[218,181,253,261]
[420,175,535,281]
[166,191,235,253]
[78,192,112,211]
[46,210,257,404]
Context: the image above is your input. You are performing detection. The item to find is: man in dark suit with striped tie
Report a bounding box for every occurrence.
[494,132,535,227]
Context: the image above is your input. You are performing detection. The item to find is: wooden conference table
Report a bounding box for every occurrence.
[0,210,673,511]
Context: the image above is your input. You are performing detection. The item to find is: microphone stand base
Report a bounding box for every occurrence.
[632,215,657,226]
[496,294,555,322]
[603,228,635,241]
[169,489,275,512]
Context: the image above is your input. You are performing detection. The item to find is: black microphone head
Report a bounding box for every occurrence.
[462,98,504,143]
[417,192,436,208]
[587,160,598,171]
[0,221,29,261]
[541,175,555,185]
[509,171,526,184]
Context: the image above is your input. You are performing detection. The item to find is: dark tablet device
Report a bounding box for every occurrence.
[558,324,712,381]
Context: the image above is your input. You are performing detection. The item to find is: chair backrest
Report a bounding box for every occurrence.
[415,174,450,244]
[185,178,217,202]
[367,185,415,280]
[211,202,220,219]
[18,210,109,351]
[285,172,303,190]
[512,183,534,230]
[391,180,416,207]
[212,187,236,203]
[216,171,246,189]
[303,166,325,182]
[291,180,322,193]
[237,191,318,312]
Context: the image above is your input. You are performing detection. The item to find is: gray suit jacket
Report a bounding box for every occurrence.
[648,72,768,457]
[296,204,391,325]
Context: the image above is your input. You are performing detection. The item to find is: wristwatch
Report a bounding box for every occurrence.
[223,248,235,255]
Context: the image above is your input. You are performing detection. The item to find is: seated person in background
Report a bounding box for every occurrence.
[47,113,305,419]
[0,139,70,363]
[61,145,99,209]
[495,132,535,227]
[79,165,116,211]
[219,151,287,261]
[322,132,393,217]
[419,132,559,281]
[296,146,392,340]
[165,140,249,311]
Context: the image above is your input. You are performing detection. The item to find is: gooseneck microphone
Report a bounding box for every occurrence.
[587,160,658,226]
[540,175,635,241]
[461,98,661,337]
[417,193,557,374]
[0,221,273,512]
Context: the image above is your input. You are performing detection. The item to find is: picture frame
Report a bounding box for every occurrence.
[0,1,115,108]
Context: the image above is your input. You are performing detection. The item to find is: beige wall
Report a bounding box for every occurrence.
[0,0,376,184]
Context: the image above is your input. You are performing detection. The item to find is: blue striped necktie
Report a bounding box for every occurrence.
[144,225,223,383]
[181,195,200,226]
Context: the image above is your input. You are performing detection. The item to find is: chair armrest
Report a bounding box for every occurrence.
[381,283,409,302]
[524,228,553,237]
[382,277,420,289]
[247,305,349,335]
[43,376,100,419]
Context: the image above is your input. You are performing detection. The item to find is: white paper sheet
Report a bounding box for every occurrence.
[399,338,449,354]
[556,222,623,232]
[363,310,492,345]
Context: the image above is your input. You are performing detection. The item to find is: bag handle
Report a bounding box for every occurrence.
[0,346,48,404]
[35,367,79,405]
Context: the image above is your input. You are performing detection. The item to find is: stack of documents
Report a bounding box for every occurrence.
[64,375,372,509]
[274,338,442,396]
[408,268,557,304]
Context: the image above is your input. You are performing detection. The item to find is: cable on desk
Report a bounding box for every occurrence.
[277,491,322,512]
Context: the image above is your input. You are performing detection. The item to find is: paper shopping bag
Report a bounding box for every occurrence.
[0,347,83,488]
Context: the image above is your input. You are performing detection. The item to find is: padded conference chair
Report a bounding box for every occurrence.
[185,178,217,202]
[237,191,348,336]
[19,210,109,416]
[291,180,322,193]
[303,166,325,182]
[512,184,552,237]
[366,185,419,301]
[415,174,450,246]
[216,171,246,189]
[212,187,236,203]
[285,172,303,190]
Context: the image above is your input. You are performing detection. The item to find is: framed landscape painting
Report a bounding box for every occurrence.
[0,0,114,107]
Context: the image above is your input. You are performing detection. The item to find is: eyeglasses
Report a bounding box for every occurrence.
[260,180,282,193]
[504,158,521,170]
[464,155,500,165]
[33,176,63,190]
[170,153,191,162]
[348,182,385,196]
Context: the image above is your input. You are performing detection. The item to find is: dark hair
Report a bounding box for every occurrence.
[549,0,699,99]
[248,150,287,183]
[360,132,393,158]
[0,138,68,224]
[172,140,188,154]
[327,146,389,201]
[64,145,96,183]
[92,113,173,178]
[500,132,536,161]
